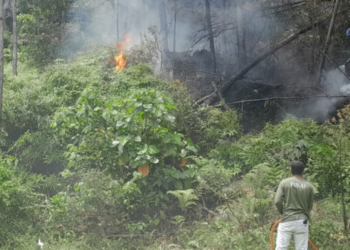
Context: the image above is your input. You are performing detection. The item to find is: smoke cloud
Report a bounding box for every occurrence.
[63,0,350,124]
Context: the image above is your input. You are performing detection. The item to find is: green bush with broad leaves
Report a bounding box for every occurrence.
[50,86,199,230]
[3,41,350,249]
[52,88,197,175]
[0,155,42,247]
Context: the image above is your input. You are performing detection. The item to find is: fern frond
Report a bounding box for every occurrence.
[167,189,199,211]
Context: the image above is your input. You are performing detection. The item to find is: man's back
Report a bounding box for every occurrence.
[275,176,314,222]
[274,161,314,250]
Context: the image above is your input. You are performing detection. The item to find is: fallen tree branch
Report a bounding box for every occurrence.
[195,91,216,105]
[227,95,350,105]
[211,81,229,110]
[316,0,341,85]
[219,23,319,94]
[196,20,322,105]
[166,67,225,76]
[297,38,350,82]
[201,198,216,216]
[262,1,305,10]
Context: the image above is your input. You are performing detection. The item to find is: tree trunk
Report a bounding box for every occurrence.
[12,0,17,76]
[316,0,340,85]
[341,183,348,235]
[173,0,177,53]
[116,0,119,42]
[338,135,349,236]
[0,0,4,126]
[205,0,217,73]
[196,21,322,105]
[236,0,247,67]
[159,0,169,53]
[219,23,318,95]
[222,0,231,56]
[108,0,119,41]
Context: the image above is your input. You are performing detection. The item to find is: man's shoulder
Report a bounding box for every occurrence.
[280,177,313,188]
[280,177,295,184]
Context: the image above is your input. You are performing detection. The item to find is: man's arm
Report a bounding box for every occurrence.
[308,186,314,212]
[274,183,284,215]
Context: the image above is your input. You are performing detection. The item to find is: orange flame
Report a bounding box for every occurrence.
[114,35,132,71]
[114,52,127,71]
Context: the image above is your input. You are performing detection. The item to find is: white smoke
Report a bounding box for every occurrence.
[64,0,200,54]
[303,66,350,121]
[340,85,350,95]
[323,66,350,95]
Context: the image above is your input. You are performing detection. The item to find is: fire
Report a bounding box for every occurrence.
[114,35,132,71]
[114,52,127,71]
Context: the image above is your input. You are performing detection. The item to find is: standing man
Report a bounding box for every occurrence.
[274,161,314,250]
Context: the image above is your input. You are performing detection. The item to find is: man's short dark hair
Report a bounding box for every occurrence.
[291,161,305,175]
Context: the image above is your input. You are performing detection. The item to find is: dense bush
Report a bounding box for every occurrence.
[0,155,42,247]
[210,118,317,175]
[2,0,350,248]
[2,47,350,249]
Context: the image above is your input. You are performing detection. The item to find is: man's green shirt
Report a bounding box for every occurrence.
[274,176,314,222]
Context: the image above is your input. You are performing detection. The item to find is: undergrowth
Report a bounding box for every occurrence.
[1,47,350,249]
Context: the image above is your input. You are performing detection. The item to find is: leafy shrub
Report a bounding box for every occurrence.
[243,163,278,225]
[45,169,126,239]
[6,40,350,250]
[0,155,42,247]
[178,220,269,250]
[211,118,317,174]
[177,106,241,155]
[18,0,72,65]
[191,156,240,208]
[167,189,198,212]
[3,52,106,172]
[308,106,350,197]
[127,26,161,67]
[51,87,200,229]
[53,88,196,174]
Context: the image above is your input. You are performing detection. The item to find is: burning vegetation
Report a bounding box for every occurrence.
[114,35,132,71]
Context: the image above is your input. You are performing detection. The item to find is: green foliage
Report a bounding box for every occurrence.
[3,50,109,173]
[211,118,317,175]
[50,84,199,232]
[178,106,241,154]
[310,198,348,247]
[128,26,161,66]
[45,169,126,239]
[243,163,276,197]
[43,168,196,240]
[53,88,196,175]
[0,155,42,247]
[4,64,47,132]
[243,163,277,225]
[18,0,72,65]
[192,156,240,207]
[167,189,199,212]
[178,220,269,250]
[4,42,350,249]
[199,107,241,142]
[9,131,65,173]
[308,107,350,197]
[109,89,193,171]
